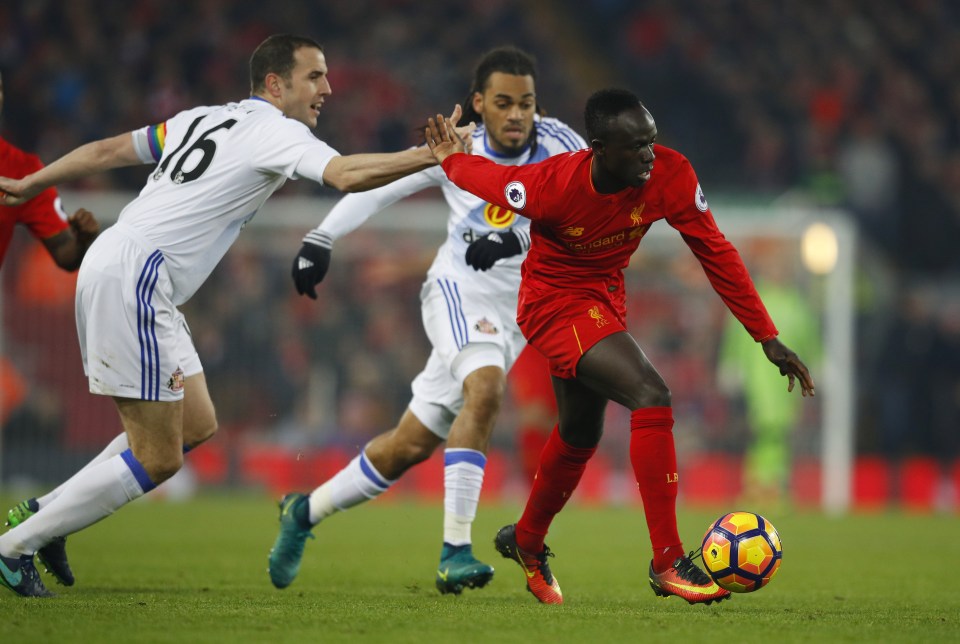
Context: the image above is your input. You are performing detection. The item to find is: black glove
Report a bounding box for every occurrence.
[292,229,333,299]
[465,230,524,271]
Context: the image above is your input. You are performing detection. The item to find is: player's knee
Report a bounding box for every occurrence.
[373,429,437,472]
[398,439,436,467]
[194,417,219,444]
[462,368,506,421]
[628,380,671,410]
[142,451,184,485]
[558,421,603,448]
[643,386,671,409]
[182,412,218,449]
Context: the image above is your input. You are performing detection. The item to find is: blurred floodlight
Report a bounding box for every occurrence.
[802,222,839,275]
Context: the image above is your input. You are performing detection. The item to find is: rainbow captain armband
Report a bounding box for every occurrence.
[132,122,168,165]
[146,122,167,162]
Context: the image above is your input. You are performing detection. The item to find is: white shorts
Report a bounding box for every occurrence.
[75,224,202,401]
[409,276,526,438]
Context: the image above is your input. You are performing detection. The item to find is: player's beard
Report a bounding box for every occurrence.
[494,128,533,156]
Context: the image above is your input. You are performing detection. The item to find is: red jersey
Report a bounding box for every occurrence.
[0,137,68,267]
[441,146,778,342]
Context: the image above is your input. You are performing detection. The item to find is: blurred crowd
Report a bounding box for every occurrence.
[571,0,960,275]
[1,1,958,491]
[0,0,585,193]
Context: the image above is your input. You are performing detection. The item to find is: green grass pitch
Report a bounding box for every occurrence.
[1,493,958,643]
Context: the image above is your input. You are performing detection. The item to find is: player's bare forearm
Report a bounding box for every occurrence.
[761,337,816,397]
[324,105,465,193]
[324,147,436,192]
[41,134,143,185]
[0,133,141,205]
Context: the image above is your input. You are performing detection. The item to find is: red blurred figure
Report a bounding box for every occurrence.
[510,344,557,484]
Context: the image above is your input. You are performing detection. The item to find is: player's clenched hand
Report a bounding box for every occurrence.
[291,230,333,300]
[0,176,39,206]
[68,208,101,244]
[761,337,815,397]
[465,231,522,271]
[425,106,467,164]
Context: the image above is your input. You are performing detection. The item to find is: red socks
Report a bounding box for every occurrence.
[630,407,684,573]
[515,426,595,553]
[514,407,684,572]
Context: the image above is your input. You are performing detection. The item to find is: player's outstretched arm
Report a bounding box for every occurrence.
[761,337,816,397]
[0,133,143,206]
[322,147,435,193]
[323,105,464,193]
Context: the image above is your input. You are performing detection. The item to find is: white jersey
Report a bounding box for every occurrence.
[317,116,586,294]
[122,98,339,304]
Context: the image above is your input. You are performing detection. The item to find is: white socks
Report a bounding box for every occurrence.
[304,446,488,548]
[0,449,154,557]
[36,433,131,510]
[308,451,394,525]
[442,448,486,546]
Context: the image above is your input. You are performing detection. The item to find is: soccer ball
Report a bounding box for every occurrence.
[700,511,782,593]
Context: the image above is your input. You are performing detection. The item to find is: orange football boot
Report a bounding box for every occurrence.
[649,553,731,605]
[494,524,563,605]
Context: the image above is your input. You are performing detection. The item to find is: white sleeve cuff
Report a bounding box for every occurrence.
[295,146,340,184]
[130,127,157,164]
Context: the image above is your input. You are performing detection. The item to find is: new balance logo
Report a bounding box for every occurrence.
[298,257,314,270]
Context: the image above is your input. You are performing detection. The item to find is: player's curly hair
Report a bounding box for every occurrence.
[584,88,643,142]
[460,46,545,126]
[249,34,324,94]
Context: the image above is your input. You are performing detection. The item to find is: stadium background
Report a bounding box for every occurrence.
[1,0,958,513]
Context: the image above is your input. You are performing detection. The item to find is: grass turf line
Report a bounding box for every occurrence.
[1,494,958,643]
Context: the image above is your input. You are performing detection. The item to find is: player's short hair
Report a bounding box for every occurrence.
[249,34,323,94]
[584,88,643,141]
[473,46,538,93]
[461,46,544,124]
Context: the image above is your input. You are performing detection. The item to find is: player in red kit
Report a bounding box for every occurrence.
[426,88,815,606]
[0,70,99,270]
[0,137,99,270]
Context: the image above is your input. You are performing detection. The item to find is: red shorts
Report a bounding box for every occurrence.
[517,289,626,379]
